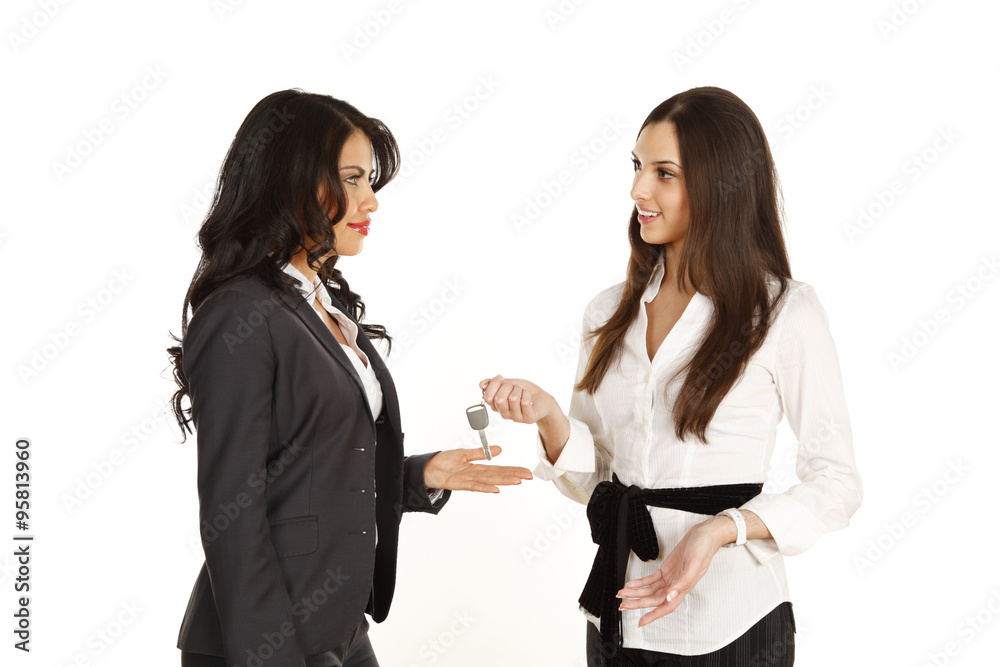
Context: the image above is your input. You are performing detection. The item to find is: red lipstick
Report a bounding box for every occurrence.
[347,221,370,236]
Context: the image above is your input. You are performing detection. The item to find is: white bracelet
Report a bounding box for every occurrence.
[717,508,747,548]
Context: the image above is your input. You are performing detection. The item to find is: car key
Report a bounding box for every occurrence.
[466,398,492,461]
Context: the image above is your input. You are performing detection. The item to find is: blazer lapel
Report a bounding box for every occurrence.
[278,287,374,423]
[321,287,402,436]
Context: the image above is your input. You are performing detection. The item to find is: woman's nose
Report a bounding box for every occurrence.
[630,171,650,203]
[362,184,378,213]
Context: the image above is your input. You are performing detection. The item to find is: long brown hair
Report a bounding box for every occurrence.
[576,86,792,444]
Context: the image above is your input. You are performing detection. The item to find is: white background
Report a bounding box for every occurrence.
[2,0,999,665]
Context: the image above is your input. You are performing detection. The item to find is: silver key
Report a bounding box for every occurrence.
[466,398,491,461]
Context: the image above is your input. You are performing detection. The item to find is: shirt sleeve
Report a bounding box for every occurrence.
[533,300,615,505]
[740,283,864,565]
[184,289,307,666]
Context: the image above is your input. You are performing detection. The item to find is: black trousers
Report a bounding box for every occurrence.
[586,601,795,667]
[181,617,378,667]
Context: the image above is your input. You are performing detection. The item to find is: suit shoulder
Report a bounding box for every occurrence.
[211,273,286,301]
[195,274,287,314]
[188,274,288,336]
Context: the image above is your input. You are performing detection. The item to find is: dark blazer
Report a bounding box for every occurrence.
[176,272,450,666]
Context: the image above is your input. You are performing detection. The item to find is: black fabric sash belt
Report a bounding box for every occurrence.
[580,473,764,666]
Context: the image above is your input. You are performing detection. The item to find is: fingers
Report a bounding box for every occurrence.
[453,471,526,493]
[456,480,499,494]
[463,445,503,462]
[507,385,525,421]
[481,375,504,409]
[617,583,663,601]
[488,466,534,481]
[520,387,537,421]
[617,579,668,610]
[453,447,534,479]
[464,463,534,484]
[622,570,664,590]
[492,382,515,418]
[617,569,685,625]
[617,584,685,626]
[480,376,536,423]
[618,594,665,611]
[637,590,686,627]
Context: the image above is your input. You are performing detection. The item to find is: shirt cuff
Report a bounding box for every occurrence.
[533,417,596,481]
[739,492,828,565]
[426,488,445,504]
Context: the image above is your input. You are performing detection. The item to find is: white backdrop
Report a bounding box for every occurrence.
[3,0,999,665]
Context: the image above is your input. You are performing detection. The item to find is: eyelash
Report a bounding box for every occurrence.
[632,159,674,180]
[345,174,377,188]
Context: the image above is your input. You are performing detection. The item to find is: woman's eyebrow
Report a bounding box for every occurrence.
[631,152,682,168]
[339,165,367,173]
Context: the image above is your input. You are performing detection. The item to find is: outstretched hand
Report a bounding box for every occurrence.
[424,445,533,494]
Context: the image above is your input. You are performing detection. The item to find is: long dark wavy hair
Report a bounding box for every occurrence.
[576,86,792,444]
[166,89,400,441]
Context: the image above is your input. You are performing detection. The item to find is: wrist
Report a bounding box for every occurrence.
[536,405,566,431]
[536,394,568,433]
[536,403,569,463]
[423,452,442,489]
[706,515,739,548]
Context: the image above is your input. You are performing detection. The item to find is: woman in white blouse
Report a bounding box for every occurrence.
[481,86,862,666]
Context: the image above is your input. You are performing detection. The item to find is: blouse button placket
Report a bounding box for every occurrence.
[640,371,657,487]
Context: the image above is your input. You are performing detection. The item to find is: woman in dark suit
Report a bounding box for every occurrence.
[166,89,531,667]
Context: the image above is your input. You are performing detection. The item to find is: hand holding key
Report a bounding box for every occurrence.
[480,374,573,465]
[479,375,553,424]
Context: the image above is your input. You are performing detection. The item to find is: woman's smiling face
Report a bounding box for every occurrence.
[630,120,689,248]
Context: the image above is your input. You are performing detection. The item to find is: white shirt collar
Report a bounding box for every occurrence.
[641,249,712,317]
[280,261,335,313]
[641,249,668,304]
[278,259,368,360]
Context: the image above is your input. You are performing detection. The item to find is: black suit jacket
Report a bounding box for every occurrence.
[176,272,450,665]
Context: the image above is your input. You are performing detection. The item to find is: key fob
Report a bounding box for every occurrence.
[466,404,489,430]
